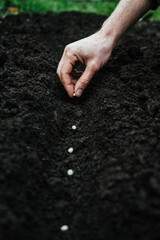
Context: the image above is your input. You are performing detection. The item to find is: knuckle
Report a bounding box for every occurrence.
[61,73,65,84]
[65,44,71,51]
[63,80,67,87]
[56,69,59,76]
[91,61,98,72]
[56,63,61,75]
[81,80,89,88]
[65,45,73,56]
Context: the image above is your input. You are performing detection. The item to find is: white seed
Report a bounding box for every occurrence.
[72,125,77,130]
[73,93,76,97]
[68,147,73,153]
[67,169,74,176]
[60,225,69,231]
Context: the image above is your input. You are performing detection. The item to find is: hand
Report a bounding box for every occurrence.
[57,30,115,97]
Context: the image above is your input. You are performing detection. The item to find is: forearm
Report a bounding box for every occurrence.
[100,0,155,44]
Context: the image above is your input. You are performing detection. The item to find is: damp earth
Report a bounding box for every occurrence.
[0,11,160,240]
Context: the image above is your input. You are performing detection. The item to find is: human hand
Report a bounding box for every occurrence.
[57,30,115,97]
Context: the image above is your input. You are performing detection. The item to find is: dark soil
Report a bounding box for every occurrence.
[0,11,160,240]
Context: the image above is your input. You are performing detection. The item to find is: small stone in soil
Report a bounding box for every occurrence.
[67,169,74,176]
[75,110,83,117]
[60,225,69,231]
[68,147,73,153]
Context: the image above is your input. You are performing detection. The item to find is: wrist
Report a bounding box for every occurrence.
[98,19,119,48]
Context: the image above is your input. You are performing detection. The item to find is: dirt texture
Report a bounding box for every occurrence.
[0,11,160,240]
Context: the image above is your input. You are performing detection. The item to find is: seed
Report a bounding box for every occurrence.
[72,125,76,130]
[73,93,76,97]
[68,147,73,153]
[60,225,69,231]
[67,169,74,176]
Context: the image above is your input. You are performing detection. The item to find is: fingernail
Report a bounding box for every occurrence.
[76,89,83,97]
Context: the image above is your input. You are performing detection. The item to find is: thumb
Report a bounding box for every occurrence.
[75,63,97,97]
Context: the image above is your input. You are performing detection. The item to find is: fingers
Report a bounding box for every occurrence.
[75,61,98,97]
[63,73,75,97]
[57,63,74,97]
[57,43,99,98]
[57,45,78,98]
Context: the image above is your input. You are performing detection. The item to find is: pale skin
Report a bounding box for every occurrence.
[57,0,156,98]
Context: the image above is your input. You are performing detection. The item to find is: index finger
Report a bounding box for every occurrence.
[57,49,78,97]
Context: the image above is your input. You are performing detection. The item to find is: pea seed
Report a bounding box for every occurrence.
[60,225,69,231]
[67,169,74,176]
[68,147,73,153]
